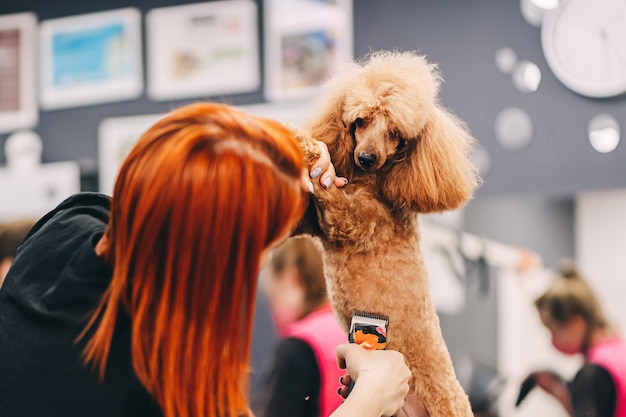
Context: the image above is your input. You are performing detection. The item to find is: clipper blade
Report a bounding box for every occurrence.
[349,310,389,350]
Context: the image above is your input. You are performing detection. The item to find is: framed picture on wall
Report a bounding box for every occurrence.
[239,100,313,128]
[0,12,38,134]
[39,8,143,110]
[98,113,163,195]
[264,0,353,102]
[146,0,259,102]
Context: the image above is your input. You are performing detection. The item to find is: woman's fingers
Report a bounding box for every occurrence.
[335,344,411,416]
[301,168,315,194]
[309,141,348,190]
[338,374,352,399]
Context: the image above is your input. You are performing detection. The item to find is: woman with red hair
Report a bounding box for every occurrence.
[0,103,410,417]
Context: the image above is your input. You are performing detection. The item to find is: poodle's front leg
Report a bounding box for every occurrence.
[311,184,387,250]
[292,126,322,166]
[291,127,327,238]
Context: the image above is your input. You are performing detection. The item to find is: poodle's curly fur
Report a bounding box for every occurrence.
[295,51,480,417]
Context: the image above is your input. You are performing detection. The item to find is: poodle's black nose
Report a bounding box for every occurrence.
[358,152,377,169]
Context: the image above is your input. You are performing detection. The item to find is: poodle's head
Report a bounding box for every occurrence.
[305,50,480,213]
[342,53,439,174]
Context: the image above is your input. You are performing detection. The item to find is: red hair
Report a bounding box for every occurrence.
[82,103,308,417]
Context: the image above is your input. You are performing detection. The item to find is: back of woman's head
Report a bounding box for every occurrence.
[535,259,610,331]
[270,236,327,316]
[84,102,308,417]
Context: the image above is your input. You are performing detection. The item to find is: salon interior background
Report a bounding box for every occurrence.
[3,0,625,285]
[0,0,626,197]
[1,1,626,414]
[1,0,625,197]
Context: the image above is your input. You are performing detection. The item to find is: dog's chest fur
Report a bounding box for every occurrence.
[309,174,428,332]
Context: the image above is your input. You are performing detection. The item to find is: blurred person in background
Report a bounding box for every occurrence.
[254,236,347,417]
[519,261,626,417]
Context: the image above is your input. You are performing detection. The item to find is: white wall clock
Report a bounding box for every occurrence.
[541,0,626,98]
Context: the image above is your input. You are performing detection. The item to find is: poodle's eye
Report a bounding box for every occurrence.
[354,118,366,128]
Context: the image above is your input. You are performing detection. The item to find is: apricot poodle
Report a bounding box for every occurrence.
[295,51,480,417]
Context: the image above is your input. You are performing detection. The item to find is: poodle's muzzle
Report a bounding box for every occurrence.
[357,152,378,170]
[350,117,408,172]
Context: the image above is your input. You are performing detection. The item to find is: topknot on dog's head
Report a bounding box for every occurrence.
[315,50,442,140]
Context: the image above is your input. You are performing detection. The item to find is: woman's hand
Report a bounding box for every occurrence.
[333,344,411,417]
[338,375,428,417]
[301,141,348,194]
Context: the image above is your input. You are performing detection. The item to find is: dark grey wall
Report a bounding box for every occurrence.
[353,0,626,198]
[1,0,625,197]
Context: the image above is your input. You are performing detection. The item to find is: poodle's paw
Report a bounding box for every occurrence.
[291,126,322,165]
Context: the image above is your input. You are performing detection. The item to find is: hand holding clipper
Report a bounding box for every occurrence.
[335,344,410,417]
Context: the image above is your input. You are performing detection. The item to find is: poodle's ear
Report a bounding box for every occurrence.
[306,94,355,180]
[382,106,481,212]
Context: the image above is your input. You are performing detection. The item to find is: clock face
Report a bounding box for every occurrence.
[541,0,626,98]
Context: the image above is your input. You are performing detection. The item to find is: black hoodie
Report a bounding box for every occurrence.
[0,193,161,417]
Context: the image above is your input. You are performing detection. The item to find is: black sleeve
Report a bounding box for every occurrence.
[571,364,617,417]
[22,192,110,242]
[253,338,321,417]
